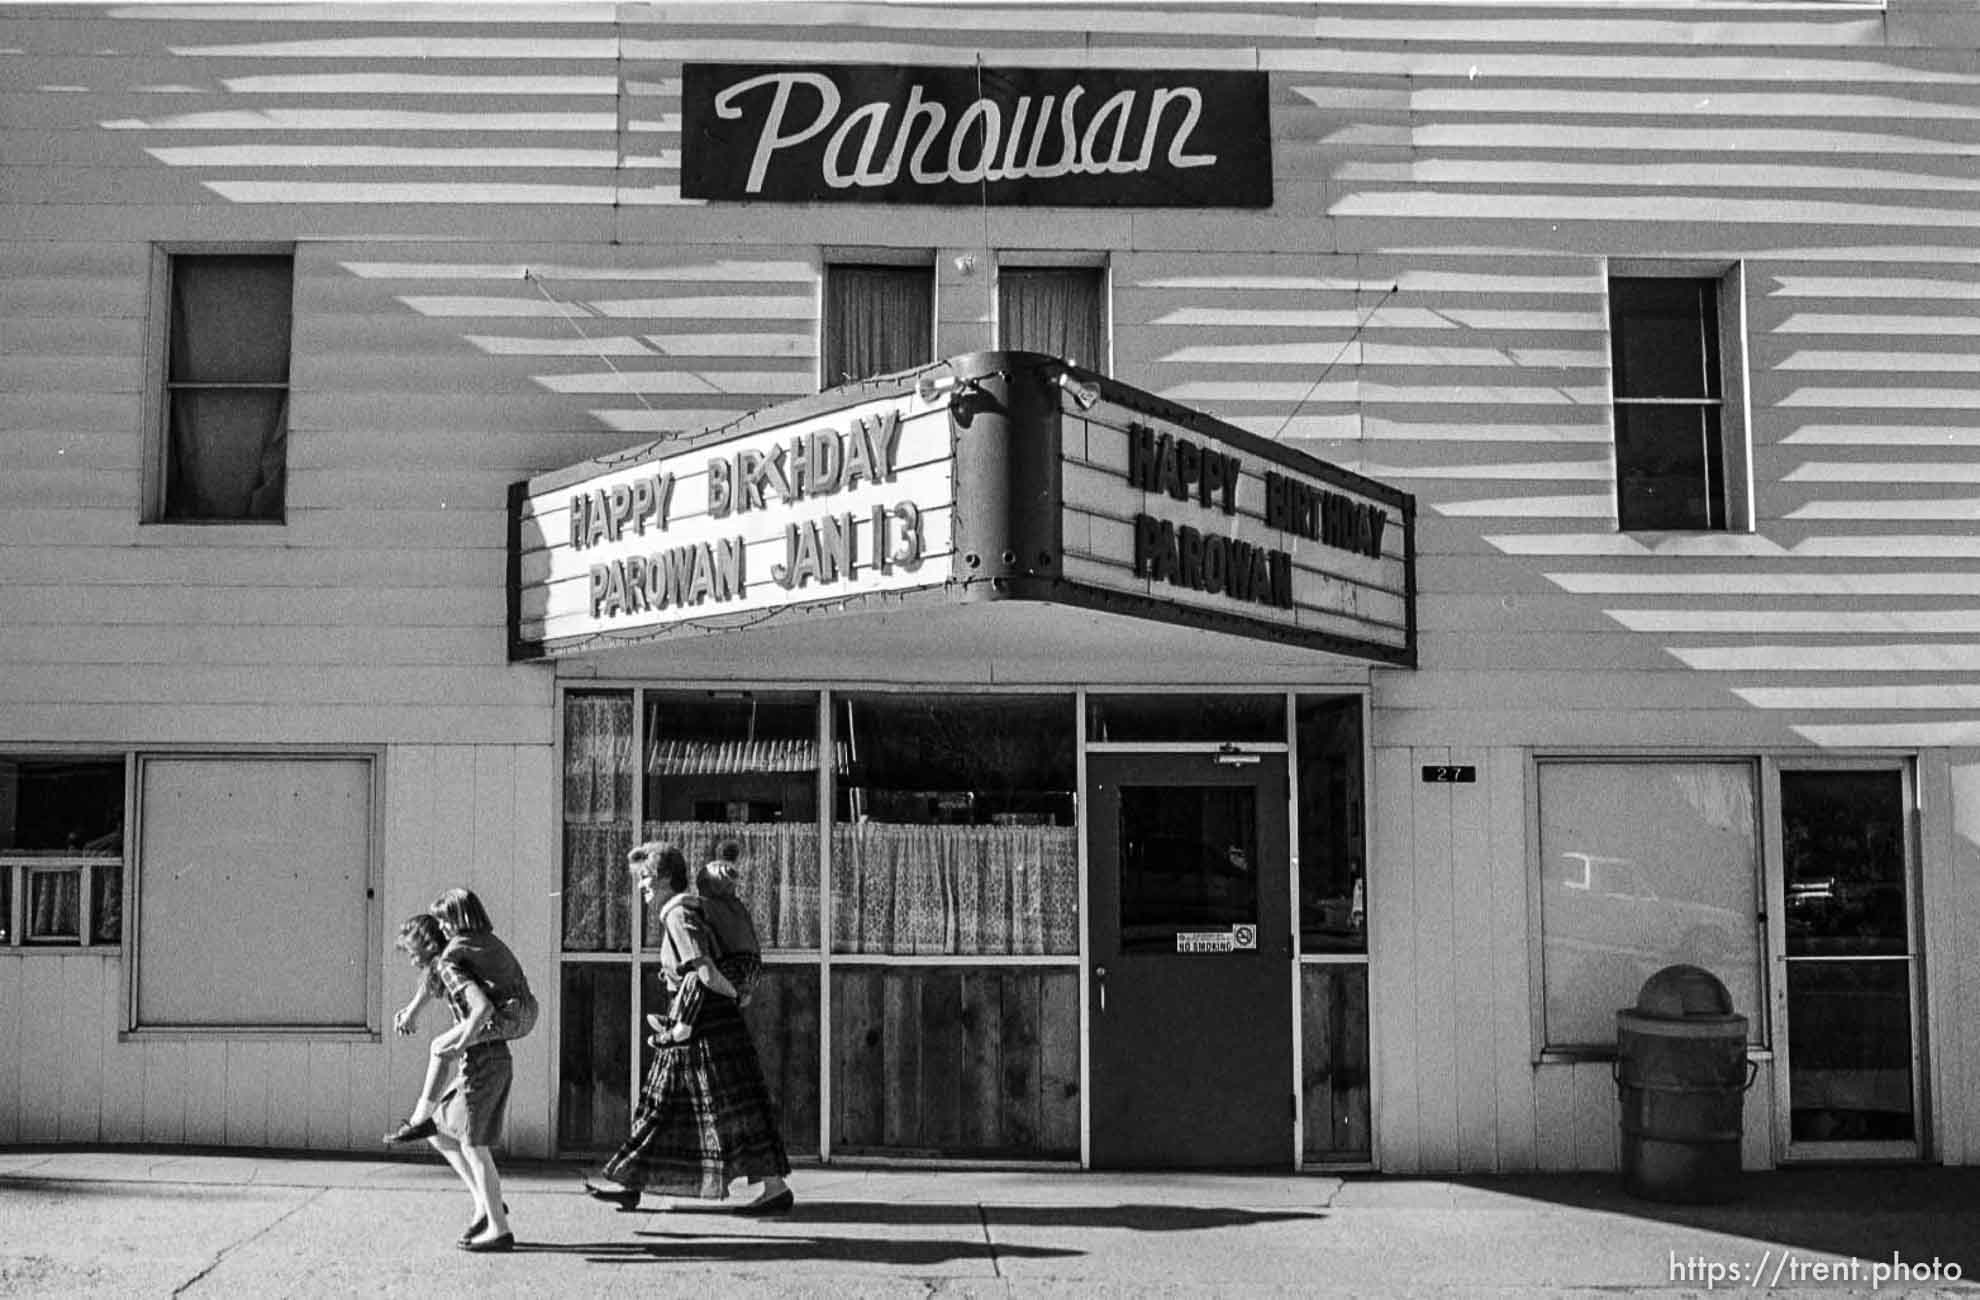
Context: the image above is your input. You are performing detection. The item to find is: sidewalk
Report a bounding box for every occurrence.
[1,1147,1975,1298]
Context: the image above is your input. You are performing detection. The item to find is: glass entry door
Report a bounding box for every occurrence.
[1086,751,1292,1168]
[1775,765,1923,1160]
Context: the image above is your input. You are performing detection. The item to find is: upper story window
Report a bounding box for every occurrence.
[998,265,1107,372]
[1609,274,1743,532]
[821,262,934,388]
[146,250,293,523]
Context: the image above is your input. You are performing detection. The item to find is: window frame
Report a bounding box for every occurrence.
[818,254,937,390]
[0,752,131,953]
[1529,752,1768,1060]
[993,254,1112,374]
[142,243,297,527]
[1605,261,1751,534]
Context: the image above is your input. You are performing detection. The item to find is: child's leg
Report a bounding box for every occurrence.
[407,1028,457,1123]
[410,1041,453,1121]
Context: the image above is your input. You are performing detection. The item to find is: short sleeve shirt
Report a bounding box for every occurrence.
[657,894,711,989]
[434,931,531,1023]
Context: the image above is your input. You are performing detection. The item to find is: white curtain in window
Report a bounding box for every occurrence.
[831,823,1078,956]
[999,267,1104,370]
[28,870,81,941]
[641,820,820,950]
[823,265,933,386]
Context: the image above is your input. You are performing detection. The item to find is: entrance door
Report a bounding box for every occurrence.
[1087,750,1292,1168]
[1775,764,1924,1160]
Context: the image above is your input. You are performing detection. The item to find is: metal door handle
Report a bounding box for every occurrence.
[1096,965,1106,1012]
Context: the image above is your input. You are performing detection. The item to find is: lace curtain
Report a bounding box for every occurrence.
[640,820,821,950]
[563,694,636,951]
[831,823,1078,956]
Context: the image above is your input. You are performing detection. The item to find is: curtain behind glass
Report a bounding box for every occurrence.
[823,265,933,386]
[641,820,820,950]
[28,870,81,941]
[831,822,1077,955]
[563,693,635,951]
[999,267,1104,371]
[166,255,292,521]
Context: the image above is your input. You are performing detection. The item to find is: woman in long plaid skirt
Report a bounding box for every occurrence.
[585,841,793,1215]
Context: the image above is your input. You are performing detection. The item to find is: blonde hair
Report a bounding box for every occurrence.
[430,887,493,936]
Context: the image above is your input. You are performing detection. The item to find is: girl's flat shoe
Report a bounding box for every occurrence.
[457,1231,514,1253]
[582,1180,640,1210]
[457,1202,510,1245]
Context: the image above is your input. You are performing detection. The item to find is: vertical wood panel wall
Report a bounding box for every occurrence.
[4,0,1978,1167]
[0,743,555,1153]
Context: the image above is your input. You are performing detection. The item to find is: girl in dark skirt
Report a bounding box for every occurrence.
[588,842,792,1213]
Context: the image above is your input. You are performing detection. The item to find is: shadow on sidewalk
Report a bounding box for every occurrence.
[517,1236,1086,1266]
[675,1203,1328,1231]
[1449,1168,1979,1274]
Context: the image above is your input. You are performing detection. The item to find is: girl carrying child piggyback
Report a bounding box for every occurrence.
[386,888,537,1252]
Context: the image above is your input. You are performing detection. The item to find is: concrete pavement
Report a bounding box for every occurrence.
[0,1147,1975,1298]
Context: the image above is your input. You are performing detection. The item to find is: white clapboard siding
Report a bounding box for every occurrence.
[3,0,1978,1173]
[0,743,554,1153]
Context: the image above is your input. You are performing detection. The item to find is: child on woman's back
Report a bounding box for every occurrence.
[645,841,764,1045]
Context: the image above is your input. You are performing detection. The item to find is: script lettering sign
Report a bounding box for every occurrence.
[680,63,1272,207]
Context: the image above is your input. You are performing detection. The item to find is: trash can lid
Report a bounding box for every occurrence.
[1632,964,1735,1019]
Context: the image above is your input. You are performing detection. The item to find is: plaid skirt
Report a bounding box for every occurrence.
[600,998,791,1198]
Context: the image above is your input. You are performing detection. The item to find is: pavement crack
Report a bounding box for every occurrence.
[976,1203,1002,1278]
[170,1186,327,1296]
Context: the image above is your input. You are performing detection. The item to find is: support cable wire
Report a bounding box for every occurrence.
[1268,282,1399,442]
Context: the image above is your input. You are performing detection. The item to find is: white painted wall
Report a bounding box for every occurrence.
[3,0,1977,1166]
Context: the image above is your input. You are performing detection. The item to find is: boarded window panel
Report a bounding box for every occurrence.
[136,756,373,1029]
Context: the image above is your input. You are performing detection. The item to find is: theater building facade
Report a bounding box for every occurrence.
[3,0,1979,1174]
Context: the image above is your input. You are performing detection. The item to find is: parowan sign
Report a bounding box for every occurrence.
[679,63,1272,207]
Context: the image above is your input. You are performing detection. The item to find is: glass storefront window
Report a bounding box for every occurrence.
[1537,760,1763,1049]
[1297,697,1365,953]
[640,691,821,951]
[833,693,1077,954]
[1086,693,1284,743]
[561,691,636,953]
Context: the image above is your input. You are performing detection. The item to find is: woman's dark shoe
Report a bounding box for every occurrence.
[582,1179,641,1211]
[382,1115,437,1144]
[457,1231,514,1253]
[731,1187,794,1217]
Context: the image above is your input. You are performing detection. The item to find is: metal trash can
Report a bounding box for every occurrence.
[1614,964,1754,1203]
